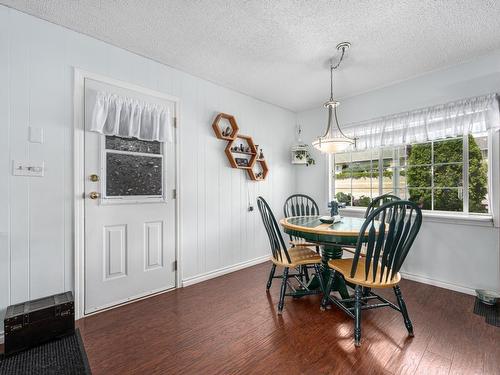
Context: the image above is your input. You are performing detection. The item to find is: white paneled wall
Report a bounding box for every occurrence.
[0,6,296,334]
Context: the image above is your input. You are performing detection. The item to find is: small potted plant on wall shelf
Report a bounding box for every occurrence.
[291,125,315,166]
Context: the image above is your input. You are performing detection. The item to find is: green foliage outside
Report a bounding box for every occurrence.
[468,137,488,213]
[335,192,371,207]
[335,191,352,205]
[336,169,394,180]
[356,195,372,207]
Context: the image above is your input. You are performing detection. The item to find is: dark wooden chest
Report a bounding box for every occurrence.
[4,291,75,355]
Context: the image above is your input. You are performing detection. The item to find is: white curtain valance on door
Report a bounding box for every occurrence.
[343,93,500,150]
[90,92,173,142]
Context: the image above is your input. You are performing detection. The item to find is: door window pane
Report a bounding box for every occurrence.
[106,153,162,196]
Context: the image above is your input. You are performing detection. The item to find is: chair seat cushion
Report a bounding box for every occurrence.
[272,247,322,267]
[328,258,400,288]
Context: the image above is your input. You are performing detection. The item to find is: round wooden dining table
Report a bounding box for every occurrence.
[280,215,369,300]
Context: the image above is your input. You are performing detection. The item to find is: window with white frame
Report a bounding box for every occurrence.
[330,133,489,214]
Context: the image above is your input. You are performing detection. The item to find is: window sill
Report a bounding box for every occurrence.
[338,207,495,227]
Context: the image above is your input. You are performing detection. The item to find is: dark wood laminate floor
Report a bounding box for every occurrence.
[77,262,500,375]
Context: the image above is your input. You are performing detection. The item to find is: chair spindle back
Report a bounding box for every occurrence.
[283,194,319,243]
[257,196,290,264]
[352,200,422,283]
[364,193,401,218]
[283,194,320,218]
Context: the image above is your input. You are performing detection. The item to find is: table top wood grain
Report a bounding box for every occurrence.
[280,215,380,245]
[280,216,370,236]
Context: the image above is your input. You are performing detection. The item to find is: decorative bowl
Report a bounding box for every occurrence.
[319,215,342,224]
[475,289,499,305]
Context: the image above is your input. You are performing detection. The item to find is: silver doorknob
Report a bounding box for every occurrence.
[89,192,100,200]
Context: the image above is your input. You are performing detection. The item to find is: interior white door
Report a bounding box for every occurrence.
[83,78,177,314]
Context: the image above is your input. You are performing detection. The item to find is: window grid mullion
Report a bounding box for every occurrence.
[377,149,381,196]
[431,141,434,211]
[392,148,396,196]
[463,134,469,213]
[350,151,353,206]
[368,152,371,200]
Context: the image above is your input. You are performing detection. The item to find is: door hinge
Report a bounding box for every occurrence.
[173,117,178,128]
[172,260,178,272]
[172,189,177,199]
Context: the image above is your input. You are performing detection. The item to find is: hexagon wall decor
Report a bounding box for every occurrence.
[212,113,239,140]
[212,113,268,181]
[249,159,269,181]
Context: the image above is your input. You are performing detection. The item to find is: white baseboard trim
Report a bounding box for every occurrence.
[182,255,269,287]
[400,271,476,296]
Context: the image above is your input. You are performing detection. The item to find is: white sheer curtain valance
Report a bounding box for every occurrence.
[90,92,173,142]
[344,93,500,150]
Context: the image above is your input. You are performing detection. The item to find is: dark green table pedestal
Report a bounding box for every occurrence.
[321,245,350,301]
[281,216,369,308]
[303,245,350,302]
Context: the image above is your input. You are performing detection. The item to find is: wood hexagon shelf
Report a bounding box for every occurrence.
[248,159,269,181]
[212,113,239,140]
[225,134,257,169]
[212,113,268,181]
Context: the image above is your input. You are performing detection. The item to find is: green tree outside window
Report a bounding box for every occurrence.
[407,136,487,212]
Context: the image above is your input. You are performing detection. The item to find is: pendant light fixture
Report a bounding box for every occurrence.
[312,42,357,153]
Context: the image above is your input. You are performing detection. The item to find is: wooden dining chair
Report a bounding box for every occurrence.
[324,200,422,346]
[283,194,320,248]
[283,194,321,282]
[257,196,324,314]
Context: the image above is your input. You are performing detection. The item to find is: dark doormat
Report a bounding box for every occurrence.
[0,329,91,375]
[473,297,499,327]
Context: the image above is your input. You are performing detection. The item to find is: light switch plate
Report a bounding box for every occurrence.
[29,127,44,143]
[12,160,45,177]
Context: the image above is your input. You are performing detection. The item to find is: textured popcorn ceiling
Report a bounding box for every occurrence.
[2,0,500,111]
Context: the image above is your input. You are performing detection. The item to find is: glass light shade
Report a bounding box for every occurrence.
[312,136,354,153]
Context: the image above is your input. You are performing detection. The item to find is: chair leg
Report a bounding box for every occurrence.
[266,264,276,290]
[277,267,289,314]
[354,285,362,347]
[362,287,371,297]
[303,265,310,283]
[298,265,305,282]
[394,285,414,336]
[320,270,335,310]
[313,264,325,294]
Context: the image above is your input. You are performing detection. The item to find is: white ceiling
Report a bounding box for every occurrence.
[3,0,500,111]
